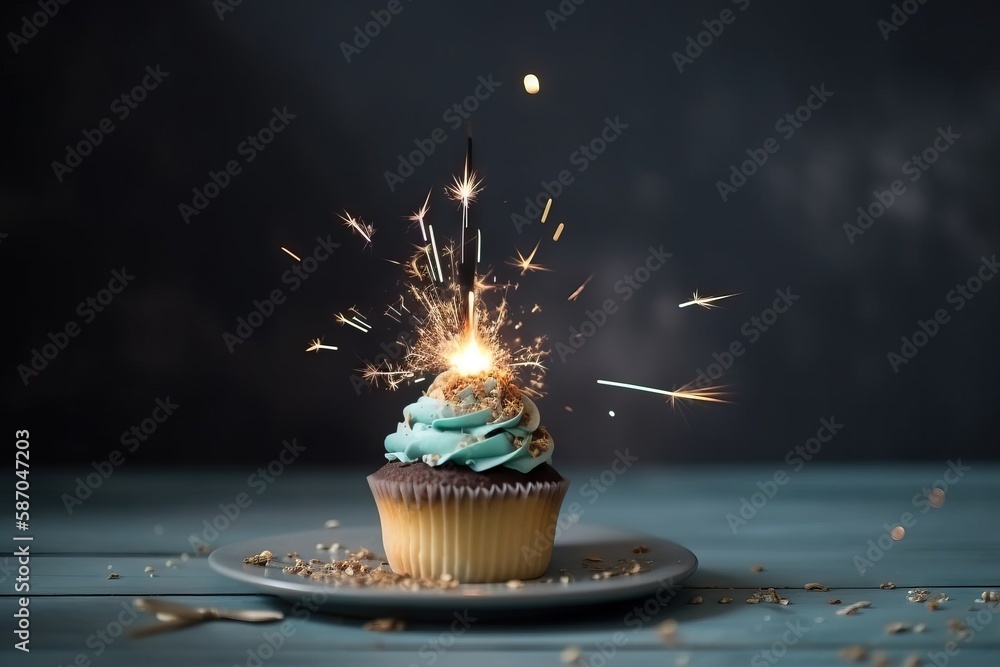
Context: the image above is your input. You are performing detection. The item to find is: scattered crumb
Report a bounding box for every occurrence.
[243,550,274,566]
[981,590,999,603]
[687,596,703,605]
[149,573,155,578]
[927,598,942,611]
[559,574,572,584]
[907,589,930,603]
[106,565,113,571]
[885,621,911,634]
[564,406,573,413]
[440,573,454,582]
[718,597,733,604]
[633,545,649,554]
[879,581,896,590]
[837,645,868,661]
[871,650,890,667]
[180,553,190,562]
[316,543,332,551]
[165,560,175,568]
[750,564,764,572]
[836,601,872,616]
[903,654,922,667]
[676,654,691,667]
[828,599,842,605]
[144,566,155,574]
[946,618,970,639]
[196,544,211,554]
[656,619,679,643]
[107,572,120,580]
[913,623,927,633]
[581,557,605,569]
[804,582,830,591]
[362,617,405,632]
[746,588,786,605]
[324,519,341,529]
[560,645,582,665]
[506,579,524,589]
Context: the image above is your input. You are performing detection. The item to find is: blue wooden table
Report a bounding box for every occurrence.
[8,464,999,665]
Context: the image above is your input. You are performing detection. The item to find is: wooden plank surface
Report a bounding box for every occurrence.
[6,464,999,665]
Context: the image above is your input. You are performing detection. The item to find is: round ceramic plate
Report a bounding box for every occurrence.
[209,524,697,617]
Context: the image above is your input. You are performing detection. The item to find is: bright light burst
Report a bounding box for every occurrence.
[596,379,729,406]
[446,162,483,210]
[407,190,432,241]
[508,241,552,275]
[338,210,375,247]
[678,290,742,309]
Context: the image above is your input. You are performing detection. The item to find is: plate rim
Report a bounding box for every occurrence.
[208,524,698,610]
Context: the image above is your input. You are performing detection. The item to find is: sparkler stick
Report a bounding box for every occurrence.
[280,247,301,261]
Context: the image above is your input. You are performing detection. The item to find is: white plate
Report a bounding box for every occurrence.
[209,525,697,617]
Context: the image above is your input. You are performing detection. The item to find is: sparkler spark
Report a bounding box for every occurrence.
[541,198,553,223]
[508,241,552,275]
[305,338,338,352]
[280,247,302,262]
[407,189,432,241]
[568,274,593,301]
[552,222,565,241]
[596,379,729,405]
[446,163,483,211]
[338,211,375,247]
[678,290,742,309]
[334,310,371,333]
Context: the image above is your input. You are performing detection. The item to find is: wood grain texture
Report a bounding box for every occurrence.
[8,464,999,665]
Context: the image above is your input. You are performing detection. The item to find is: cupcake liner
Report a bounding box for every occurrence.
[368,475,569,583]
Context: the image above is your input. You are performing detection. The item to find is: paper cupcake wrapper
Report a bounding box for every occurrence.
[367,475,569,583]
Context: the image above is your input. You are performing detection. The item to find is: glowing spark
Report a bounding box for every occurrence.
[553,222,565,241]
[568,274,593,301]
[305,338,338,352]
[407,190,431,241]
[335,311,371,333]
[541,198,553,223]
[446,164,483,211]
[338,211,374,246]
[428,225,444,282]
[477,231,482,263]
[531,304,541,313]
[596,379,729,405]
[413,377,425,383]
[678,291,742,309]
[508,241,551,275]
[281,247,301,262]
[608,410,616,417]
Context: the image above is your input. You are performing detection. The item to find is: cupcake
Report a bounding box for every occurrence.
[368,369,568,582]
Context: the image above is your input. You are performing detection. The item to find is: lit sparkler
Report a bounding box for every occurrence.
[335,309,372,333]
[678,290,742,309]
[596,379,729,406]
[407,190,432,241]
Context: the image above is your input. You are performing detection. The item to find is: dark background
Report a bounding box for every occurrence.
[3,1,998,468]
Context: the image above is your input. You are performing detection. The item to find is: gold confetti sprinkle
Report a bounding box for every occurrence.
[541,198,552,223]
[553,222,565,241]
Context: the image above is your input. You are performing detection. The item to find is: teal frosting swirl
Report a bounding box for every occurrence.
[384,393,553,473]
